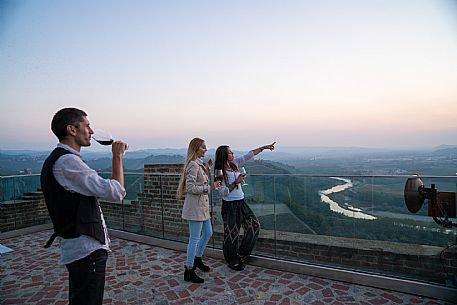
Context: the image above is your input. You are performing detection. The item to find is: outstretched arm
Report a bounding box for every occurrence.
[234,142,277,166]
[252,142,276,156]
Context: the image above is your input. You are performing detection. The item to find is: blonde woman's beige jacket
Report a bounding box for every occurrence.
[181,159,211,221]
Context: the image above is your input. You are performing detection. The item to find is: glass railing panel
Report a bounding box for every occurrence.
[325,175,406,272]
[0,174,47,232]
[99,172,179,239]
[349,175,415,244]
[96,172,150,234]
[269,174,457,287]
[209,187,223,250]
[364,176,456,284]
[123,172,164,238]
[161,173,188,242]
[97,172,126,232]
[2,172,456,288]
[268,175,352,264]
[0,174,41,201]
[0,176,16,202]
[243,175,276,258]
[122,172,147,233]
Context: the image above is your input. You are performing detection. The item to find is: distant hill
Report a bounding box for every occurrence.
[0,152,185,175]
[0,148,187,159]
[1,144,456,175]
[0,153,48,175]
[433,144,457,150]
[432,146,457,157]
[87,154,185,172]
[124,148,188,158]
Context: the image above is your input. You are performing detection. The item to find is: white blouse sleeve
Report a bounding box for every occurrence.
[233,150,255,166]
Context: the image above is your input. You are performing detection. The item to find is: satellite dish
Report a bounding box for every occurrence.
[404,176,425,213]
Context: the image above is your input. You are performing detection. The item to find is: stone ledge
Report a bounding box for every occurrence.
[211,224,445,256]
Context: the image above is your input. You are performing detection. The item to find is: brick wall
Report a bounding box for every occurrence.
[0,194,50,232]
[97,164,188,240]
[142,164,187,239]
[253,230,454,284]
[1,164,456,285]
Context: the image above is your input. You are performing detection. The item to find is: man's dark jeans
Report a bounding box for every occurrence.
[65,249,108,305]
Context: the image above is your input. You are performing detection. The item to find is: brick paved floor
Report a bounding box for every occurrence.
[0,230,454,305]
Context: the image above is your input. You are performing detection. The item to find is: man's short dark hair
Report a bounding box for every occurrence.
[51,108,87,140]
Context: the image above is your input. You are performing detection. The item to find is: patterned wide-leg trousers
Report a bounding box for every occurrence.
[221,199,260,266]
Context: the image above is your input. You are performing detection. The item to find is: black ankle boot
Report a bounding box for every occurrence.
[184,267,204,283]
[237,255,246,267]
[228,255,245,271]
[194,256,210,272]
[228,262,245,271]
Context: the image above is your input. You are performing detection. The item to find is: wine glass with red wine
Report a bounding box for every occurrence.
[215,169,223,184]
[92,129,128,150]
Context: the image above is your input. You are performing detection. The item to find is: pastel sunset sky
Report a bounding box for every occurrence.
[1,0,456,151]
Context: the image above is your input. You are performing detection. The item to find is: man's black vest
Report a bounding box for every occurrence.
[40,147,105,248]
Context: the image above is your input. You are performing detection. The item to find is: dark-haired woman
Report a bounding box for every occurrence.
[214,142,275,271]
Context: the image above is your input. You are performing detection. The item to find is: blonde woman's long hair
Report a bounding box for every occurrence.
[177,137,206,200]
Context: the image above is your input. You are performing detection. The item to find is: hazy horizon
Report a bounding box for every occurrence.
[1,0,456,151]
[1,143,456,155]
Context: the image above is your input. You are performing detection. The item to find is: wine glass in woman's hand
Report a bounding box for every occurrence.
[239,167,248,186]
[215,169,223,182]
[214,169,223,189]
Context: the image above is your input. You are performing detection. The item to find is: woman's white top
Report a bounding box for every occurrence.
[217,151,254,201]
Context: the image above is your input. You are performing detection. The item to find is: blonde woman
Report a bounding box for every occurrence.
[177,138,221,283]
